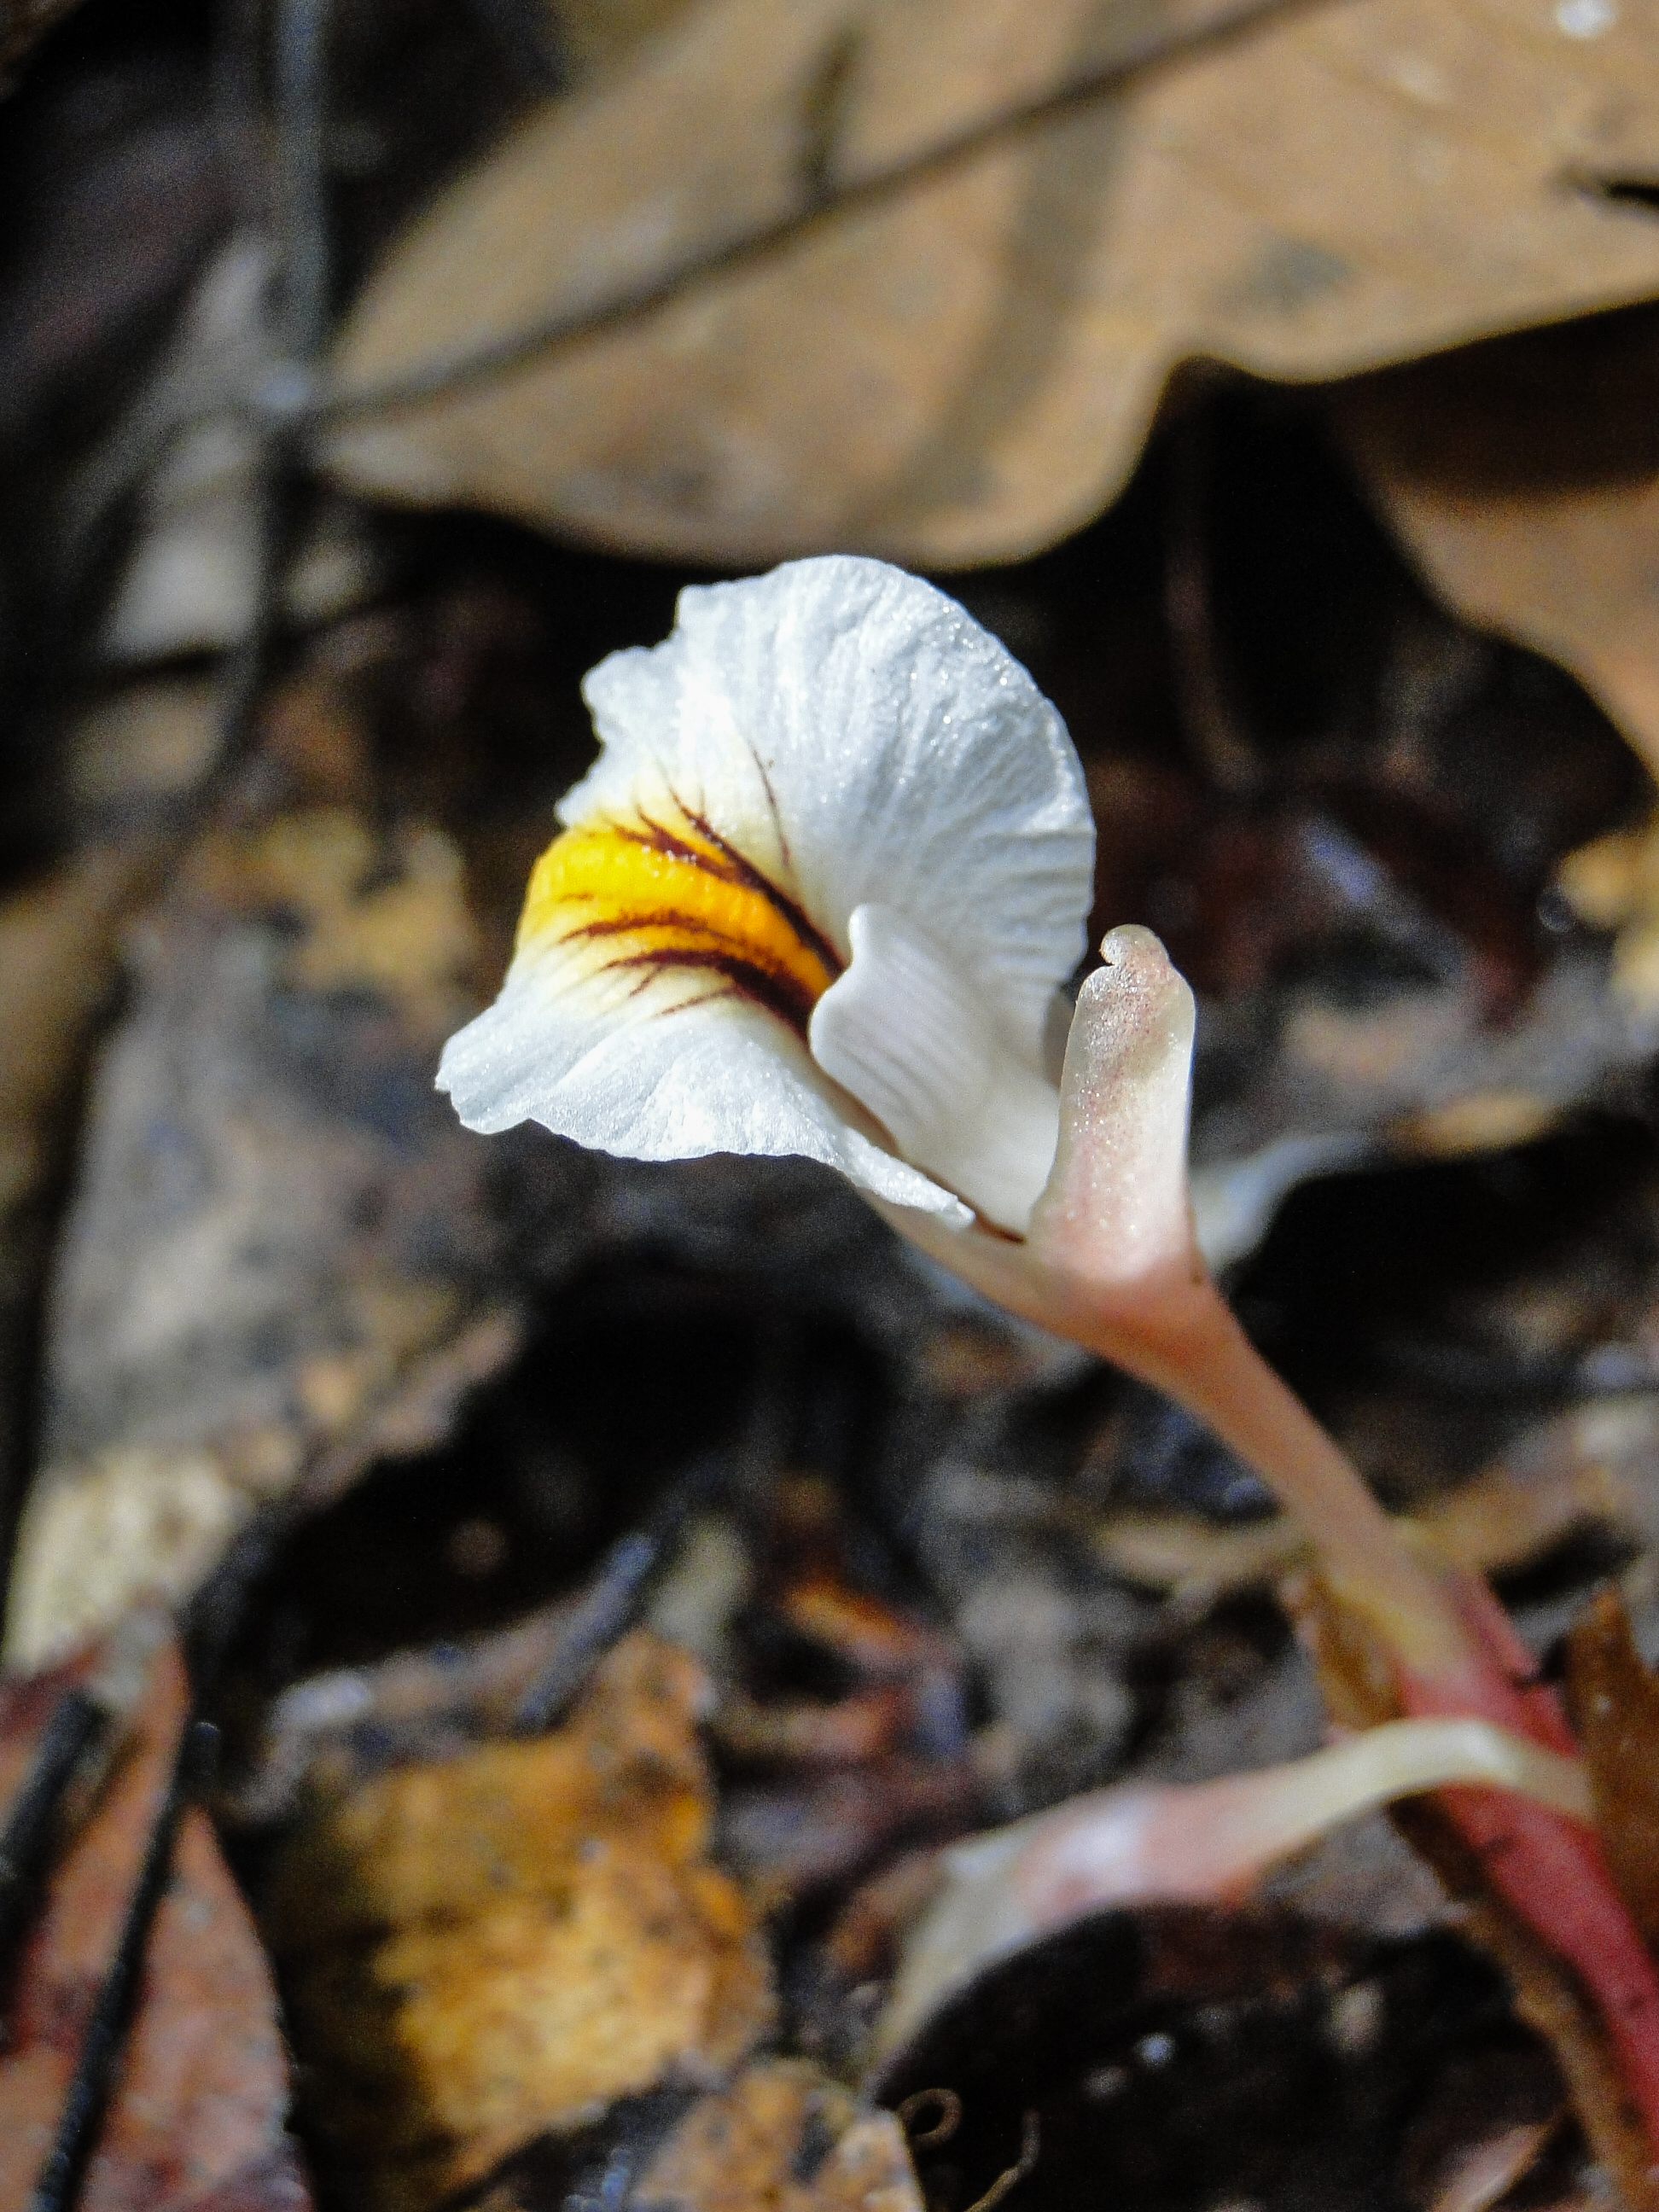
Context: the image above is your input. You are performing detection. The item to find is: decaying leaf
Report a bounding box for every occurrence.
[329,0,1659,568]
[1335,308,1659,781]
[1565,1585,1659,1948]
[0,835,171,1545]
[265,1632,775,2212]
[0,1624,312,2212]
[4,779,520,1669]
[224,1594,589,1826]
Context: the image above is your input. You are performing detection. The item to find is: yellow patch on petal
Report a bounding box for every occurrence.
[517,806,841,1037]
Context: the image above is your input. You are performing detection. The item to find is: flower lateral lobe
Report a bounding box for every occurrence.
[516,806,842,1041]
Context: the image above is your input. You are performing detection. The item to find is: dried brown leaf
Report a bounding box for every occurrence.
[1336,310,1659,781]
[266,1632,775,2212]
[1565,1586,1659,1948]
[3,778,520,1669]
[329,0,1659,567]
[0,1627,311,2212]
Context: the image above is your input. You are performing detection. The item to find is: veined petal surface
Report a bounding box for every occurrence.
[571,556,1093,1059]
[439,556,1092,1222]
[438,959,969,1218]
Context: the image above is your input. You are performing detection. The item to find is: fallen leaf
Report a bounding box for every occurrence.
[223,1595,587,1826]
[1335,308,1659,782]
[0,836,170,1535]
[0,1625,312,2212]
[1565,1586,1659,1947]
[328,0,1659,568]
[265,1632,775,2212]
[3,779,520,1669]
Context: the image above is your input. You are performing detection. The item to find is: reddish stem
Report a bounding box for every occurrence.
[1399,1579,1659,2152]
[891,1205,1659,2159]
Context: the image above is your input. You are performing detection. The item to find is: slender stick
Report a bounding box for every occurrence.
[0,1691,103,1994]
[26,1721,219,2212]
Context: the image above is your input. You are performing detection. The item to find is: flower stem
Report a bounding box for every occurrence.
[891,1202,1659,2164]
[1089,1272,1473,1678]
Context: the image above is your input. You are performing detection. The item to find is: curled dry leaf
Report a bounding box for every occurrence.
[265,1632,775,2212]
[1334,308,1659,783]
[0,1625,311,2212]
[4,785,521,1670]
[329,0,1659,567]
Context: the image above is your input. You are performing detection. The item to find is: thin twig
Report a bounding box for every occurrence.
[513,1453,726,1732]
[26,1721,219,2212]
[305,0,1325,426]
[960,2112,1040,2212]
[0,1691,103,1995]
[274,0,333,364]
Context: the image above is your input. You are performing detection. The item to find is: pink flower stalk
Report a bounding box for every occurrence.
[894,927,1659,2150]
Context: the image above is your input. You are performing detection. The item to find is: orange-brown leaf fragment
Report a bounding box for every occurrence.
[1566,1586,1659,1950]
[0,1627,312,2212]
[267,1632,774,2212]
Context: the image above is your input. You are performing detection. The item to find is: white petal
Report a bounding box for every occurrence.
[570,556,1094,1062]
[438,958,971,1223]
[809,905,1059,1235]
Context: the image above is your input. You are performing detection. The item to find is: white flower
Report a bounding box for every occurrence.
[438,556,1094,1234]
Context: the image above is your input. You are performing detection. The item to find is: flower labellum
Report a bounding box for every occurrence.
[438,556,1095,1233]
